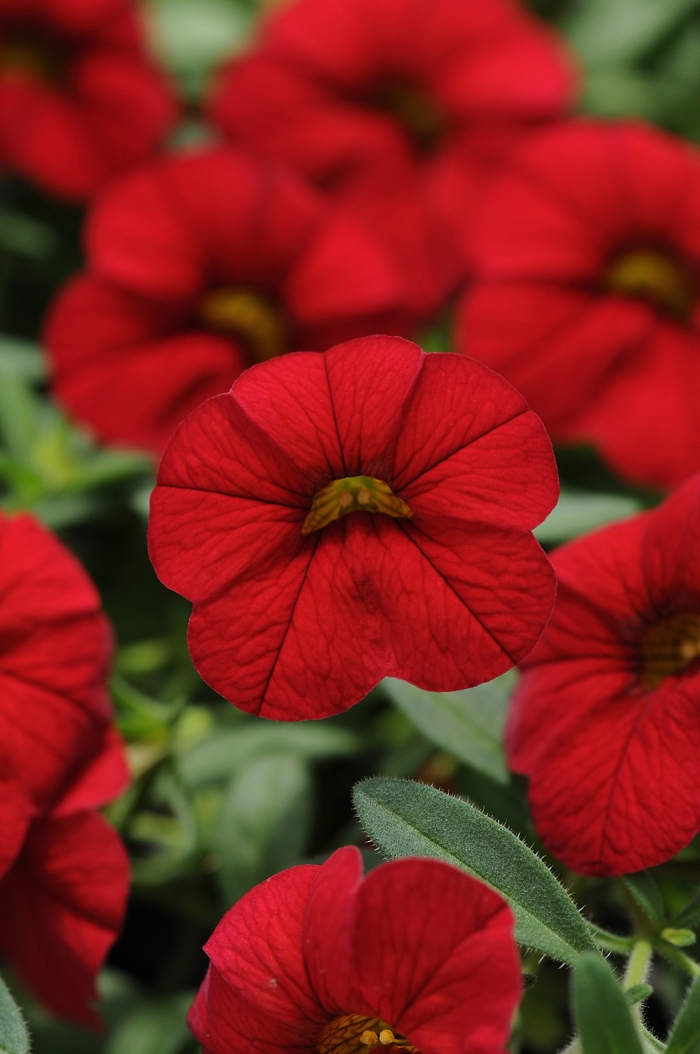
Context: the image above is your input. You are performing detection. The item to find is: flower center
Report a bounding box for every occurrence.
[199,287,288,363]
[373,79,446,155]
[0,27,64,84]
[302,476,412,536]
[604,248,695,323]
[317,1014,420,1054]
[639,613,700,689]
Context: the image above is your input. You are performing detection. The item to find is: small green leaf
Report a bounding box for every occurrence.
[573,953,644,1054]
[624,872,665,929]
[534,490,641,544]
[625,983,653,1005]
[0,974,30,1054]
[666,975,700,1054]
[214,752,311,905]
[662,929,697,948]
[382,672,512,783]
[353,778,597,965]
[180,722,360,787]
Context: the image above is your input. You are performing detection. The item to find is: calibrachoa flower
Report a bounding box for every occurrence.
[46,147,410,455]
[0,729,130,1029]
[208,0,575,320]
[457,120,700,489]
[0,0,177,199]
[188,846,521,1054]
[507,473,700,876]
[148,335,558,720]
[0,511,122,869]
[0,510,130,1024]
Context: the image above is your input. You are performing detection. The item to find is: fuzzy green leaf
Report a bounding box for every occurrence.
[666,976,700,1054]
[573,953,644,1054]
[353,778,597,964]
[0,975,29,1054]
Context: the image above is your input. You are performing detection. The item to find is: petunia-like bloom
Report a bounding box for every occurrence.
[0,510,122,868]
[507,473,700,876]
[208,0,575,320]
[0,510,130,1025]
[148,335,558,720]
[45,147,412,455]
[188,846,522,1054]
[457,120,700,490]
[0,729,130,1029]
[0,0,177,199]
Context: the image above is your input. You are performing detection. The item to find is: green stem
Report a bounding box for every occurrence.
[588,923,636,954]
[654,939,700,978]
[625,939,653,989]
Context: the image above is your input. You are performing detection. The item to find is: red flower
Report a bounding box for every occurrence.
[45,147,412,454]
[148,335,557,720]
[188,846,521,1054]
[457,120,700,489]
[507,473,700,876]
[0,511,122,868]
[0,511,130,1024]
[0,0,177,199]
[0,730,130,1029]
[208,0,575,320]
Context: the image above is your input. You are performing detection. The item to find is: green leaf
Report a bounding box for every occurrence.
[666,976,700,1054]
[104,992,195,1054]
[353,778,597,965]
[0,337,45,380]
[561,0,700,66]
[624,872,665,929]
[625,983,653,1006]
[0,975,30,1054]
[670,891,700,931]
[382,672,512,783]
[662,928,696,948]
[0,370,39,459]
[573,953,644,1054]
[534,490,641,544]
[180,722,360,787]
[213,752,312,905]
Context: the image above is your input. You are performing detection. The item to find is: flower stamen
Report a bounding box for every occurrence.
[605,248,695,323]
[199,287,288,362]
[317,1014,419,1054]
[639,612,700,688]
[302,475,412,535]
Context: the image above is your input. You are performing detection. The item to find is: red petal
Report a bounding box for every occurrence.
[392,352,557,530]
[348,858,520,1054]
[52,728,130,817]
[0,812,129,1028]
[303,846,362,1014]
[204,864,323,1030]
[233,337,423,480]
[0,514,114,813]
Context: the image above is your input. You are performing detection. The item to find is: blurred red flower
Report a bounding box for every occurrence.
[0,511,129,1024]
[148,335,557,720]
[507,473,700,876]
[0,730,130,1029]
[208,0,575,321]
[0,0,177,199]
[188,846,521,1054]
[0,511,121,866]
[46,147,412,454]
[457,120,700,489]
